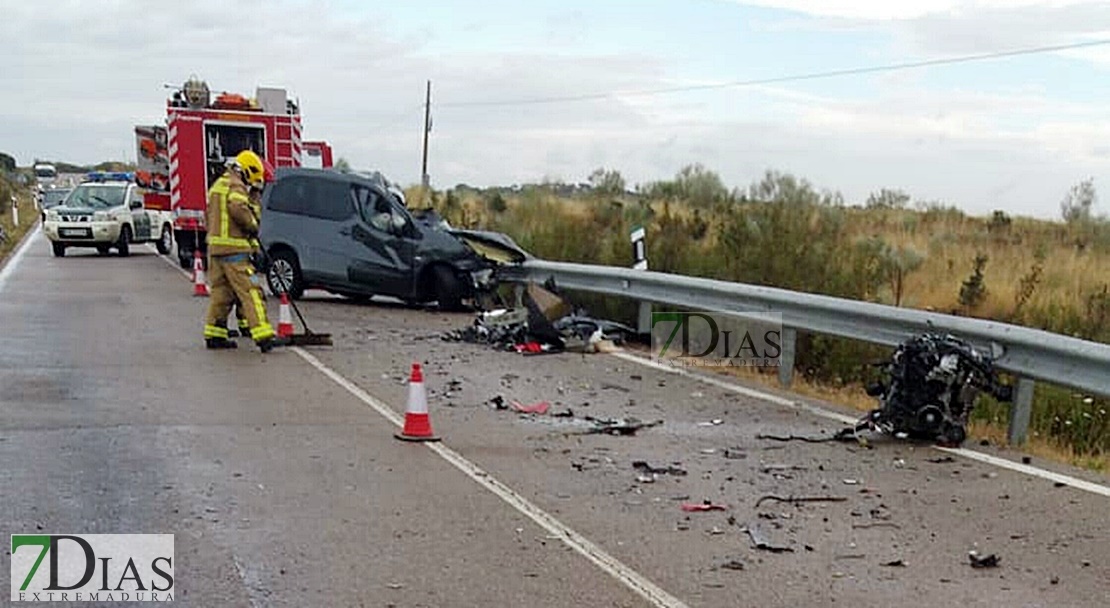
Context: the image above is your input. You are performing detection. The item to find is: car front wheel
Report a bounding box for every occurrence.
[267,249,304,299]
[117,226,132,257]
[51,242,65,257]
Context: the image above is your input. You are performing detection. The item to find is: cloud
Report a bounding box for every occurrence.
[2,0,1108,220]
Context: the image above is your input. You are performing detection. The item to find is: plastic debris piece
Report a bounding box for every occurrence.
[510,400,550,414]
[681,501,728,512]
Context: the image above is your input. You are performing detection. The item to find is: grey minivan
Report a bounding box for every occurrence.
[259,168,521,310]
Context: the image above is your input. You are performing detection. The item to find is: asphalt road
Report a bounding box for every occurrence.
[1,230,1107,607]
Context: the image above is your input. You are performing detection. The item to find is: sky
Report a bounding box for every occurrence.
[3,0,1110,219]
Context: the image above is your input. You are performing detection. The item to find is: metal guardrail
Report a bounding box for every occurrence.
[502,260,1110,444]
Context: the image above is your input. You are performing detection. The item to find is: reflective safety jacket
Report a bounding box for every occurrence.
[205,171,258,256]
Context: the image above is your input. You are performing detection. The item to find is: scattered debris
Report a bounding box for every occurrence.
[636,474,656,484]
[755,495,848,508]
[860,332,1013,446]
[882,559,908,567]
[510,400,550,415]
[756,429,857,444]
[681,501,728,512]
[1022,456,1032,465]
[551,408,575,418]
[601,382,631,393]
[580,416,663,436]
[968,551,1000,569]
[852,522,901,530]
[741,523,794,553]
[633,461,688,476]
[927,456,957,464]
[842,479,861,485]
[835,554,867,560]
[718,560,745,571]
[760,464,808,474]
[722,448,748,460]
[698,419,724,427]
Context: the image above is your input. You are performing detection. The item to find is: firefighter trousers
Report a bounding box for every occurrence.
[203,253,275,343]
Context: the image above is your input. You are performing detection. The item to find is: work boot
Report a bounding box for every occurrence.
[256,336,291,353]
[227,329,241,338]
[205,337,238,350]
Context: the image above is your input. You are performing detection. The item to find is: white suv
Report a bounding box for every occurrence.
[43,174,174,257]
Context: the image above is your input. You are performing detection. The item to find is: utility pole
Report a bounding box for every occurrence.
[421,80,431,193]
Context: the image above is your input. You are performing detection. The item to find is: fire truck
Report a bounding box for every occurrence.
[144,76,333,268]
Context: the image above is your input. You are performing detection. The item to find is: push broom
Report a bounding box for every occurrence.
[256,247,333,347]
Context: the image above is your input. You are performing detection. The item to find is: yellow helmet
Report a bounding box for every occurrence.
[233,150,265,187]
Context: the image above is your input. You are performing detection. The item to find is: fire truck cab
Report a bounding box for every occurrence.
[157,77,333,268]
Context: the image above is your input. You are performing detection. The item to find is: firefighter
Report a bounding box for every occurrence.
[202,150,284,352]
[229,159,273,338]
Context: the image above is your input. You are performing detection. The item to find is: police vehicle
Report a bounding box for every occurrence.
[42,172,175,257]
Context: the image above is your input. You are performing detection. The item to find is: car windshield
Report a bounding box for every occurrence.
[42,190,71,208]
[65,185,127,209]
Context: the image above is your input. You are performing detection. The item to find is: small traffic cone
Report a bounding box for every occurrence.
[394,363,440,442]
[276,293,294,338]
[192,250,209,297]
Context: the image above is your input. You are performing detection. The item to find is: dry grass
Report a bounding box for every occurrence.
[0,190,36,264]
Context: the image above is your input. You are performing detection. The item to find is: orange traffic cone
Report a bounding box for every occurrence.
[192,250,209,297]
[277,293,294,338]
[394,363,440,442]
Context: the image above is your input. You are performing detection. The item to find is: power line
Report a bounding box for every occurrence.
[438,38,1110,108]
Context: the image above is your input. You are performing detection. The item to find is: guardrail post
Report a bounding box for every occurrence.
[637,301,652,335]
[10,196,18,227]
[778,327,797,388]
[1007,377,1035,446]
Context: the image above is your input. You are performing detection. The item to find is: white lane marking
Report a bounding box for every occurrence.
[292,347,689,608]
[149,245,192,279]
[611,351,1110,498]
[0,225,41,293]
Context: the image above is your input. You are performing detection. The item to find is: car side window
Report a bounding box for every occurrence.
[352,185,393,232]
[269,176,352,221]
[130,188,144,209]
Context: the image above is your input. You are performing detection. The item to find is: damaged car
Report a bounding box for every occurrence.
[259,168,528,309]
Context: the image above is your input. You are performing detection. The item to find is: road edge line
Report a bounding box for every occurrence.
[611,351,1110,498]
[0,224,41,293]
[292,346,690,608]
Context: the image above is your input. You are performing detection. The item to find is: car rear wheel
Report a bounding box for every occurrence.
[267,249,304,299]
[51,242,65,257]
[156,225,173,255]
[117,226,131,257]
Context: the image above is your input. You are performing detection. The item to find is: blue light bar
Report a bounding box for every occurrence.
[84,171,135,183]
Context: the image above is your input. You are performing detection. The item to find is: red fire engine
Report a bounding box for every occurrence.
[148,77,333,268]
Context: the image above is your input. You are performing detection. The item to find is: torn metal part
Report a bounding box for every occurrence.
[632,461,688,476]
[968,551,1001,569]
[580,416,663,436]
[740,523,794,553]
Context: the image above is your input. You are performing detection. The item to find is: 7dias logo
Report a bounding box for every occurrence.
[652,311,783,367]
[10,534,174,602]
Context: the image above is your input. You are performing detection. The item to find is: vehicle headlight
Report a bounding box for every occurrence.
[93,211,111,222]
[45,210,59,221]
